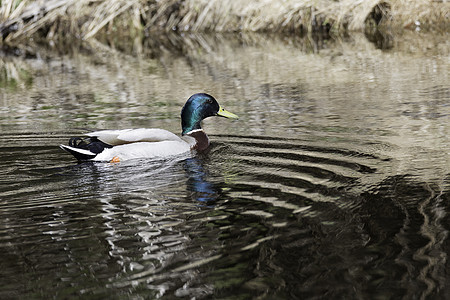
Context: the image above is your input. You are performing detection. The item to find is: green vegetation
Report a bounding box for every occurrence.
[0,0,448,43]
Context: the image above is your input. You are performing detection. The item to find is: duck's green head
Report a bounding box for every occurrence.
[181,93,238,135]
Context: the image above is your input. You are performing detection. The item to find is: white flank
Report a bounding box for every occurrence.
[92,141,192,161]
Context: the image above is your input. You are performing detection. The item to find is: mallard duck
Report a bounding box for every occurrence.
[60,93,238,162]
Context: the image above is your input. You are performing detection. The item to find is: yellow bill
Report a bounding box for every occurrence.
[217,106,239,119]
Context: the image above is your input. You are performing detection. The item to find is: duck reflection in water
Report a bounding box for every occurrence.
[63,152,221,206]
[183,157,219,205]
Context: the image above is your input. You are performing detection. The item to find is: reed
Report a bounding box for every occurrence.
[0,0,448,43]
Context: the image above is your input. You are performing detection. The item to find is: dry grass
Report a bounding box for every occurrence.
[177,0,448,32]
[0,0,448,43]
[389,0,449,30]
[177,0,381,32]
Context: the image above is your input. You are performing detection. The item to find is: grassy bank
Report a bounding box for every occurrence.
[0,0,448,43]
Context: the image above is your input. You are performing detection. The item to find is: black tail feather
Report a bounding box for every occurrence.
[68,137,112,154]
[61,136,113,161]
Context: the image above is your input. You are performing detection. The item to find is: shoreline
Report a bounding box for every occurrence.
[0,0,448,45]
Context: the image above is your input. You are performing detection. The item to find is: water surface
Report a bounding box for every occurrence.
[0,32,449,299]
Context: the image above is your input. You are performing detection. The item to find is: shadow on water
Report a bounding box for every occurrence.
[0,31,449,298]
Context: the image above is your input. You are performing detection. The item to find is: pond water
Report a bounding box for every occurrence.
[0,32,449,299]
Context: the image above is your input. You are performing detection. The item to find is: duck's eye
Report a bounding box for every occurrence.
[206,99,213,104]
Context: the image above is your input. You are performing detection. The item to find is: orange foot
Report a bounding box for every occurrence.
[110,156,121,163]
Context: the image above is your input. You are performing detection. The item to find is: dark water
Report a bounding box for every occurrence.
[0,33,449,299]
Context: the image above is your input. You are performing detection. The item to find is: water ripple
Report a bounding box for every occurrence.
[0,132,448,299]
